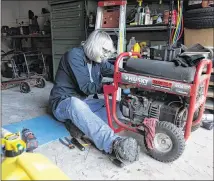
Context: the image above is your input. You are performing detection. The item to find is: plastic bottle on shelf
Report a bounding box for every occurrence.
[135,7,141,25]
[127,37,136,52]
[135,0,143,25]
[139,7,145,25]
[144,5,151,25]
[133,42,141,58]
[133,43,141,53]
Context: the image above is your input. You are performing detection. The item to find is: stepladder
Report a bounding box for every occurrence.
[95,0,127,100]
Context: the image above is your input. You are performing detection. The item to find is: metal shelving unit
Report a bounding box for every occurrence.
[126,24,171,32]
[125,0,175,48]
[98,24,171,32]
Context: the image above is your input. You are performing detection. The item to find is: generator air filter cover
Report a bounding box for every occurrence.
[102,8,119,28]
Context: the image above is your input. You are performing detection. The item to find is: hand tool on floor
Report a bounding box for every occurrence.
[71,137,85,151]
[81,137,92,145]
[59,137,75,149]
[21,128,38,152]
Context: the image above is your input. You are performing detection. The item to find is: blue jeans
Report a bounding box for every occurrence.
[53,97,122,153]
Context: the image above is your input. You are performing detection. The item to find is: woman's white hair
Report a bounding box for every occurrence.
[83,30,116,63]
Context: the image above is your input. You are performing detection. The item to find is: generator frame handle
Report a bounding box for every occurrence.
[184,58,212,139]
[103,52,212,140]
[104,52,141,133]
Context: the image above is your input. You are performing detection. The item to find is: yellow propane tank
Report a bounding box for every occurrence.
[1,128,70,180]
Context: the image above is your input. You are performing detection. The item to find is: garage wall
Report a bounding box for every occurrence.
[1,0,50,29]
[1,1,51,51]
[1,1,19,27]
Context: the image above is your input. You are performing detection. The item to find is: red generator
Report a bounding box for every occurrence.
[103,52,212,162]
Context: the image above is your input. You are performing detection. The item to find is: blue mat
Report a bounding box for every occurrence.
[3,115,69,146]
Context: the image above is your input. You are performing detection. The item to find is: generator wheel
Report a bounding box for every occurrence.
[20,82,31,93]
[35,78,46,88]
[146,121,185,163]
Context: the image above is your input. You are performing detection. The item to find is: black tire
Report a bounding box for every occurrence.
[20,82,31,93]
[184,7,214,18]
[146,121,185,163]
[35,78,46,88]
[184,17,214,29]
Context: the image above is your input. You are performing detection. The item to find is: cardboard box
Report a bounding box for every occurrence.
[184,28,214,47]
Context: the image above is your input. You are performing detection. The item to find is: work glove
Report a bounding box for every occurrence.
[173,56,189,67]
[172,54,205,67]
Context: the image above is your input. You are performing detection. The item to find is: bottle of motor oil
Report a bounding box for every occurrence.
[133,43,141,58]
[133,43,141,53]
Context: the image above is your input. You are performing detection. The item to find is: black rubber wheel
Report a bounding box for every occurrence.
[35,78,46,88]
[184,16,214,29]
[20,82,31,93]
[146,121,185,163]
[184,7,214,18]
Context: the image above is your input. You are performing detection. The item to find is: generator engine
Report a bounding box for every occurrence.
[120,90,188,128]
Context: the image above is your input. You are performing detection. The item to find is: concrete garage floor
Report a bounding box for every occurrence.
[2,81,214,180]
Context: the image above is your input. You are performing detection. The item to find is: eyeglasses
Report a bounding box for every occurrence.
[102,47,112,55]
